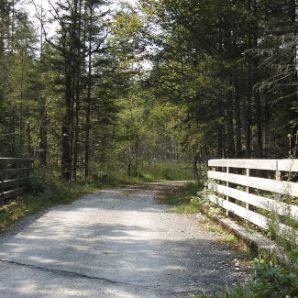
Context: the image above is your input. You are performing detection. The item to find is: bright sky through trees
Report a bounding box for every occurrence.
[19,0,139,38]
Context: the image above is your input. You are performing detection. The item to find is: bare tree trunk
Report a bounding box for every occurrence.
[226,90,235,158]
[19,56,24,154]
[85,4,93,178]
[39,96,48,167]
[73,0,82,180]
[255,90,263,157]
[192,149,199,183]
[38,3,47,168]
[245,0,258,158]
[61,59,73,181]
[234,70,242,157]
[217,125,224,158]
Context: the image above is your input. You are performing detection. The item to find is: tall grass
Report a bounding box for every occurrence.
[0,162,194,233]
[193,261,298,298]
[0,173,102,232]
[108,161,194,182]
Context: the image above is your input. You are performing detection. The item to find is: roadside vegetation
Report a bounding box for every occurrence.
[158,183,248,250]
[0,162,192,233]
[193,262,298,298]
[0,173,100,233]
[159,183,298,298]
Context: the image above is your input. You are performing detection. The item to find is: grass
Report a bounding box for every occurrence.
[0,169,159,233]
[0,173,104,233]
[139,161,194,181]
[108,161,194,183]
[158,182,199,209]
[0,162,194,233]
[191,261,298,298]
[157,183,249,252]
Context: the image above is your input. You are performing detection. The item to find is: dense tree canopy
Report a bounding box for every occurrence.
[0,0,297,181]
[147,0,298,160]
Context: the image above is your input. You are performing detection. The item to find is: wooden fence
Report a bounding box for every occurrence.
[208,159,298,245]
[0,158,33,204]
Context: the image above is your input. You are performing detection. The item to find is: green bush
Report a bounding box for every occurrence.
[27,174,47,195]
[0,173,101,232]
[194,262,298,298]
[253,263,298,298]
[140,161,194,181]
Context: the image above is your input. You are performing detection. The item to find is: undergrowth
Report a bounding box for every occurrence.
[158,183,247,251]
[0,172,103,232]
[0,162,193,233]
[157,182,199,209]
[108,161,193,182]
[192,261,298,298]
[0,170,155,232]
[157,182,223,217]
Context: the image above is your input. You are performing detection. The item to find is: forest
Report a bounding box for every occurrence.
[0,0,297,182]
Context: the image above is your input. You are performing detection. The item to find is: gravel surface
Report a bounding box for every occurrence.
[0,183,250,297]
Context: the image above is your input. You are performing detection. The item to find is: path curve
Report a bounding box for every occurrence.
[0,183,248,297]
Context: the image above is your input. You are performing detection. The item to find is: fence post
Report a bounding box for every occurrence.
[0,161,3,205]
[276,160,281,181]
[245,168,250,210]
[226,167,230,216]
[275,160,281,203]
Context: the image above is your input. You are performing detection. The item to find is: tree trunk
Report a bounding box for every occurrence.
[226,89,235,157]
[19,56,24,154]
[39,96,47,167]
[234,70,242,157]
[217,125,224,158]
[245,0,258,158]
[84,4,93,178]
[192,149,199,184]
[255,90,263,157]
[61,61,73,181]
[73,0,82,180]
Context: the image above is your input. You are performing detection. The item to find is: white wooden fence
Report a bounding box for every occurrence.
[208,159,298,245]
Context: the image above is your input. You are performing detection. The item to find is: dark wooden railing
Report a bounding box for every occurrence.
[0,158,33,204]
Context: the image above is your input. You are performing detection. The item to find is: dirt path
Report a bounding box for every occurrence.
[0,183,248,297]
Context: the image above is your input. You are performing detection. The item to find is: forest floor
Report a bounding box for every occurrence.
[0,182,251,298]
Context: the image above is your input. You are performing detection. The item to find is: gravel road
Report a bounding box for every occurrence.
[0,183,249,298]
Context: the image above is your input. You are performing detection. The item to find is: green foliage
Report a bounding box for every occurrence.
[157,182,199,206]
[157,181,224,216]
[192,262,298,298]
[140,162,193,181]
[253,262,298,298]
[0,173,101,232]
[0,165,193,233]
[289,248,298,263]
[105,162,193,185]
[148,0,297,159]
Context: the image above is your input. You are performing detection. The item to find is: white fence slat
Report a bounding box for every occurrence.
[208,159,298,172]
[208,194,298,245]
[210,184,298,219]
[277,159,298,172]
[208,159,278,170]
[208,170,298,197]
[208,194,268,229]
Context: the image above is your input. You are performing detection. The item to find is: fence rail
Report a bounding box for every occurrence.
[0,158,33,204]
[208,159,298,245]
